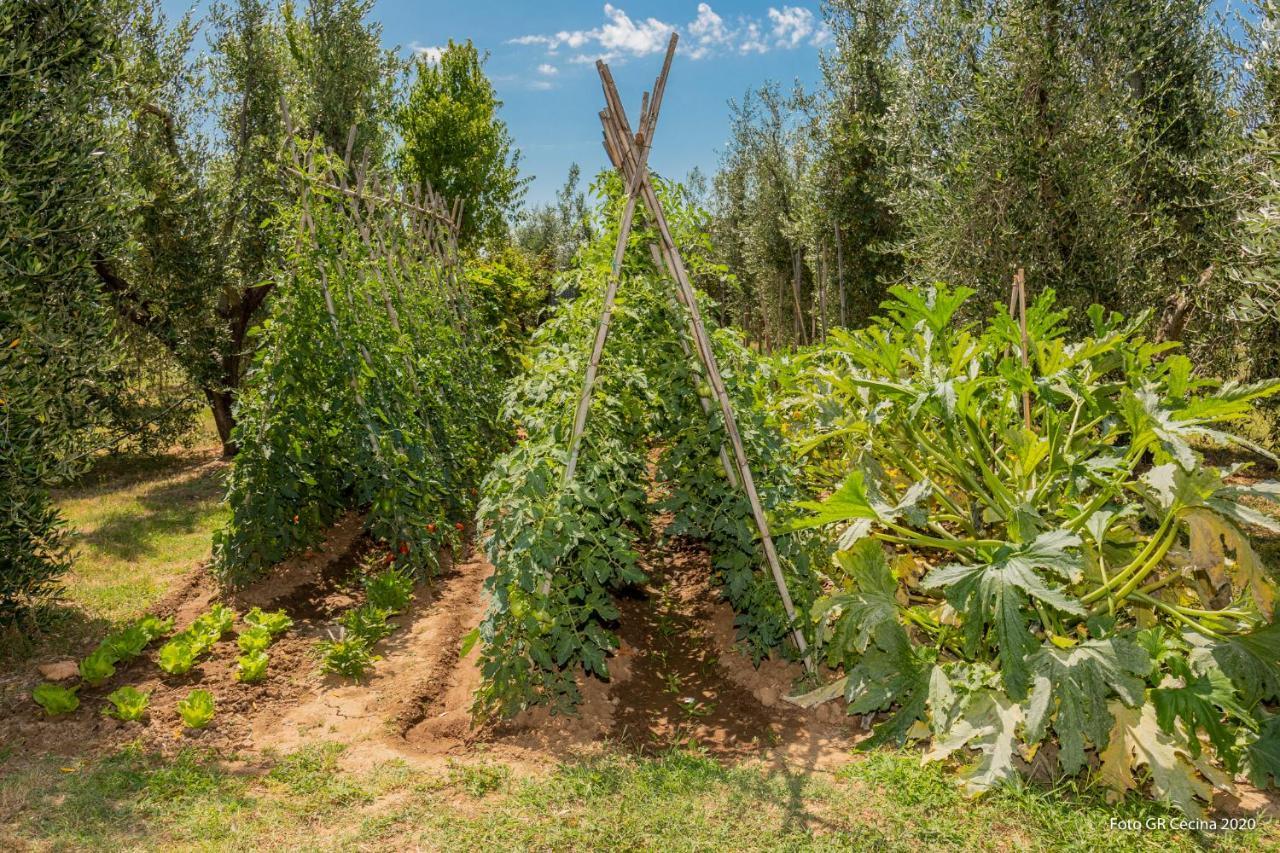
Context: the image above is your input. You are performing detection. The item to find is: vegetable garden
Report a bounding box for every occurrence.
[6,18,1280,845]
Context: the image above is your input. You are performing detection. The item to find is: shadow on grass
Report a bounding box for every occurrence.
[72,465,227,563]
[56,444,224,503]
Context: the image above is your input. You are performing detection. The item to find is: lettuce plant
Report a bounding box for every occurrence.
[157,637,198,675]
[32,683,79,716]
[192,604,235,640]
[244,607,292,637]
[78,648,117,686]
[103,686,149,721]
[137,615,174,641]
[177,689,215,728]
[236,626,271,654]
[236,650,269,683]
[103,625,150,660]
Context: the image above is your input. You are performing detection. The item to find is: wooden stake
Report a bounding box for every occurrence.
[1015,268,1032,431]
[596,61,812,668]
[563,34,677,483]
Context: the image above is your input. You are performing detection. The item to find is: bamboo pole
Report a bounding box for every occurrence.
[1015,268,1032,431]
[596,66,812,668]
[563,34,677,483]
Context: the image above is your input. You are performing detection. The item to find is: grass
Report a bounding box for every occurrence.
[0,742,1272,851]
[5,414,228,661]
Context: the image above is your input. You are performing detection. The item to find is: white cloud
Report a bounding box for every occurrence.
[598,4,673,55]
[529,79,554,91]
[507,4,826,64]
[687,3,730,59]
[768,6,814,48]
[412,43,445,65]
[537,63,559,75]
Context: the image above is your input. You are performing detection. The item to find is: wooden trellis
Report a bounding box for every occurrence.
[564,34,812,669]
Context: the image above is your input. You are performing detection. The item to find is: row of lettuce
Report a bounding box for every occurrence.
[468,180,1279,816]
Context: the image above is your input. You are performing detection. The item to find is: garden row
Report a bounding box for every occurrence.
[211,141,508,588]
[32,605,292,728]
[469,177,824,717]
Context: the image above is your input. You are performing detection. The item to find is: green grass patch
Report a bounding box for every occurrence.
[1,744,1272,851]
[5,417,228,662]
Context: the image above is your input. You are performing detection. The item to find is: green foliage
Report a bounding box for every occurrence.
[338,603,394,643]
[363,567,414,614]
[236,650,269,683]
[103,686,150,721]
[319,634,378,680]
[95,0,409,455]
[236,627,271,654]
[103,625,150,661]
[0,0,122,617]
[156,607,230,675]
[513,163,595,271]
[138,615,175,642]
[397,39,524,246]
[243,607,292,637]
[78,648,118,687]
[31,683,80,716]
[157,638,198,675]
[464,247,553,374]
[474,175,819,716]
[193,604,236,639]
[781,284,1280,813]
[176,689,215,728]
[213,143,504,585]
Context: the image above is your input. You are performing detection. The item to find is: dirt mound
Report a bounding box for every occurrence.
[3,503,860,777]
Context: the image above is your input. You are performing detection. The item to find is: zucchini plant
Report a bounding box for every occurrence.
[780,284,1280,814]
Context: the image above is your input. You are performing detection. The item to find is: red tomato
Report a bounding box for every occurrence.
[398,542,409,555]
[427,523,437,534]
[454,522,465,531]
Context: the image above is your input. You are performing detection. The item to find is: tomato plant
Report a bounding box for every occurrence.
[213,146,507,586]
[473,176,823,716]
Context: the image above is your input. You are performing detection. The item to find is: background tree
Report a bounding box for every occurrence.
[514,163,594,272]
[1,0,121,616]
[94,0,398,455]
[397,40,525,246]
[818,0,904,324]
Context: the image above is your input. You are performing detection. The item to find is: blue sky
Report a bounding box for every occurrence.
[161,1,830,205]
[161,1,1254,207]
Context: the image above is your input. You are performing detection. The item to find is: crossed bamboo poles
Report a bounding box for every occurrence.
[563,34,812,669]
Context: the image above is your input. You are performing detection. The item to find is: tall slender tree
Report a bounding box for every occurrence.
[397,40,525,247]
[1,0,121,615]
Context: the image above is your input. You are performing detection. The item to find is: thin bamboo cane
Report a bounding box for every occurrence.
[1016,268,1032,431]
[597,66,812,668]
[562,34,677,483]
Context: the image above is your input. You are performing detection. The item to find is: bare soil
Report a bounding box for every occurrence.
[0,508,861,779]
